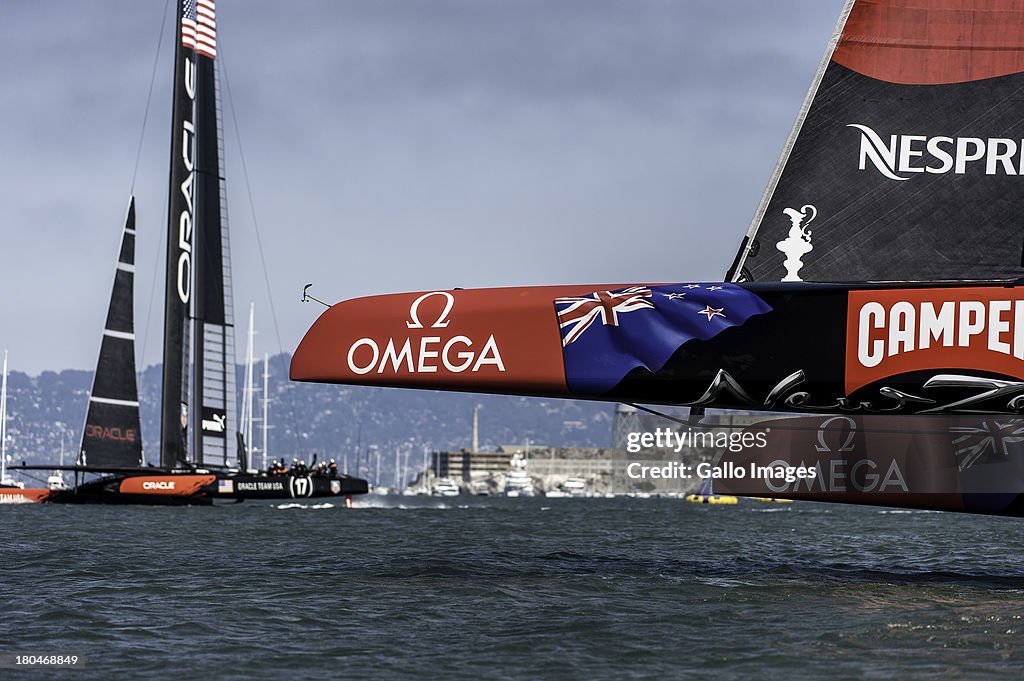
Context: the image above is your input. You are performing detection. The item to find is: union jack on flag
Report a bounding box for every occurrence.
[950,419,1024,471]
[552,283,772,395]
[555,287,654,347]
[182,0,217,59]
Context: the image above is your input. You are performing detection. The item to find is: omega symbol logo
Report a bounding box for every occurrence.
[815,415,857,453]
[407,291,455,329]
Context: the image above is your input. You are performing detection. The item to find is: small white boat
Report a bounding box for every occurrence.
[504,452,534,497]
[562,478,587,497]
[432,478,461,497]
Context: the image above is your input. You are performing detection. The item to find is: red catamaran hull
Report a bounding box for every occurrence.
[291,281,1024,417]
[0,488,52,504]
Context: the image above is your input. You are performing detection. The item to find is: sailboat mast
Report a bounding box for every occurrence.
[1,350,7,483]
[160,1,198,469]
[161,0,231,468]
[262,352,269,472]
[242,302,255,470]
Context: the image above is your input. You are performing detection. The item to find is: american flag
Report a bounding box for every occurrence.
[553,283,772,395]
[555,287,654,347]
[182,0,217,59]
[950,419,1024,471]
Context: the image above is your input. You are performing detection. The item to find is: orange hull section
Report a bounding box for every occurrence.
[290,286,603,396]
[118,475,216,496]
[0,488,51,504]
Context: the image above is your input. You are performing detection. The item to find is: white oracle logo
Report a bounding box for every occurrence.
[176,56,198,305]
[346,292,507,376]
[142,481,175,490]
[775,204,815,282]
[849,123,1024,181]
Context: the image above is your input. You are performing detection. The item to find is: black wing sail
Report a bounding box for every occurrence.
[160,0,234,468]
[80,197,144,468]
[160,0,199,469]
[191,0,237,467]
[729,0,1024,283]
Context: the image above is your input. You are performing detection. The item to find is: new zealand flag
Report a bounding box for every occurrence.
[553,283,773,395]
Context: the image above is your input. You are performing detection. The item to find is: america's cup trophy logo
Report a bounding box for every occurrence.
[776,204,816,281]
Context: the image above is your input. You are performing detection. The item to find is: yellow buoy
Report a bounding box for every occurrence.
[685,494,739,505]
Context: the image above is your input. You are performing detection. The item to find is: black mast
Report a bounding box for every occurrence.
[160,1,198,469]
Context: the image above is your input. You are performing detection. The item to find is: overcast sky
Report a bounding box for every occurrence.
[1,0,845,375]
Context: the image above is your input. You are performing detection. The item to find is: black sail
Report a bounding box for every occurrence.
[729,0,1024,283]
[80,198,144,468]
[191,0,236,467]
[159,0,199,469]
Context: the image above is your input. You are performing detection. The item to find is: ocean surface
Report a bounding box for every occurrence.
[4,497,1024,680]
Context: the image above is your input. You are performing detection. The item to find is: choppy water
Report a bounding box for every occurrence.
[3,497,1024,679]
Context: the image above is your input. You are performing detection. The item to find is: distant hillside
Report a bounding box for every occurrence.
[2,354,616,484]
